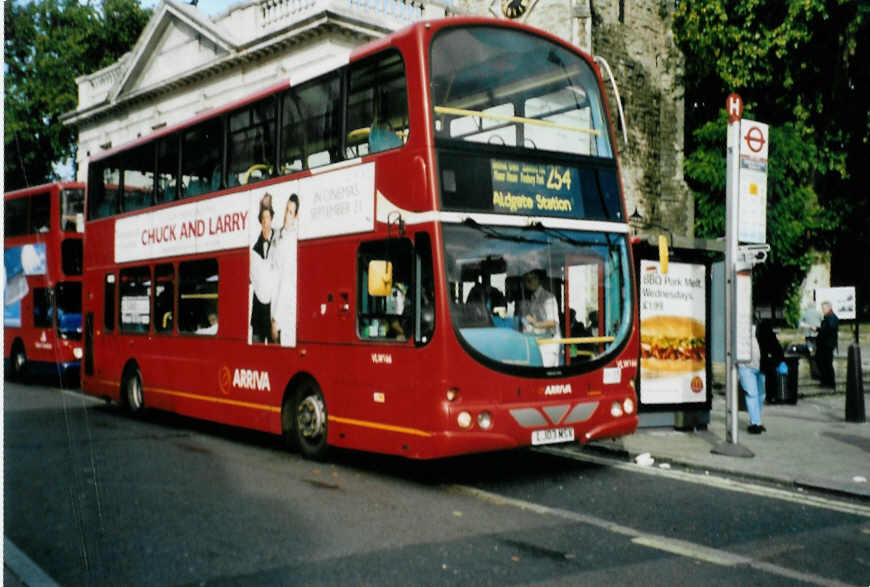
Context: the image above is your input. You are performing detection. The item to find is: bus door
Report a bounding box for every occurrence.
[345,234,434,447]
[95,272,119,388]
[565,255,604,364]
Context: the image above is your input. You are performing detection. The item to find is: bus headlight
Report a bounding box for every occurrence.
[623,398,635,414]
[73,347,83,359]
[477,411,492,430]
[610,401,624,418]
[457,411,473,429]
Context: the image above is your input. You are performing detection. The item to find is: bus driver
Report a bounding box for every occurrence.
[521,269,561,367]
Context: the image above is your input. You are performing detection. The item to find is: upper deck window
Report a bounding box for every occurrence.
[181,118,223,198]
[430,26,613,159]
[280,74,341,172]
[30,192,51,233]
[4,197,29,237]
[346,50,409,157]
[228,97,276,186]
[60,188,84,232]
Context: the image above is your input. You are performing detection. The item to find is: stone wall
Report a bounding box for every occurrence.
[591,0,690,235]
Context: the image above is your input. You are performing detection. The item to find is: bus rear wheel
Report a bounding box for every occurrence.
[295,381,328,461]
[9,342,27,382]
[122,367,145,415]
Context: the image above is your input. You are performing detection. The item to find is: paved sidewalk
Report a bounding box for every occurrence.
[587,352,870,499]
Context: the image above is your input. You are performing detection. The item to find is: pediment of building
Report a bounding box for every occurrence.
[110,0,239,102]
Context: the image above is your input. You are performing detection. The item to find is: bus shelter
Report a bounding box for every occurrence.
[632,234,724,429]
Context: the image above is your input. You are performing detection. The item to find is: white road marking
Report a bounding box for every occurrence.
[537,446,870,518]
[451,485,855,587]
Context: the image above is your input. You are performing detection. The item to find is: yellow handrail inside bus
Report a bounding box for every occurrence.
[347,127,371,143]
[535,336,615,346]
[180,293,218,299]
[241,164,272,185]
[434,106,601,137]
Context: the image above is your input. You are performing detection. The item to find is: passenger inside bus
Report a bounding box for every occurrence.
[196,313,218,335]
[465,282,506,324]
[386,282,409,339]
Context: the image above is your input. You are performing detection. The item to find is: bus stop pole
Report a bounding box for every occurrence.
[725,119,740,446]
[713,111,754,457]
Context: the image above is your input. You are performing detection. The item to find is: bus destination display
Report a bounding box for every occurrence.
[491,159,579,217]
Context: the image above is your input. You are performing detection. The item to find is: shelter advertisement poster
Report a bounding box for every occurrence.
[639,260,707,405]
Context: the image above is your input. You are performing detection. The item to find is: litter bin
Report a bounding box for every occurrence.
[770,355,800,404]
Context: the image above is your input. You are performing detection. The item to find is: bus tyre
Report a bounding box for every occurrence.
[9,342,27,382]
[281,393,300,452]
[295,381,328,461]
[123,367,145,415]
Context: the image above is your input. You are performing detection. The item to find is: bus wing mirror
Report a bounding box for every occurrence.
[368,260,393,297]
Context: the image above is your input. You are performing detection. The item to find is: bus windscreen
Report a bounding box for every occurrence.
[430,26,613,159]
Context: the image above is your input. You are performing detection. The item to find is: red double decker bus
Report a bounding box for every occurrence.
[82,17,638,459]
[4,182,85,384]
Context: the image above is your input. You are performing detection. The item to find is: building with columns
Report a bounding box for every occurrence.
[62,0,691,237]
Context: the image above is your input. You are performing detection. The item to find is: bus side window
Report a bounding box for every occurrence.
[178,259,218,336]
[61,239,83,276]
[154,263,174,334]
[228,97,276,186]
[33,288,53,328]
[119,266,151,334]
[104,273,116,332]
[279,91,305,175]
[121,142,155,212]
[30,192,51,233]
[358,239,413,340]
[181,118,223,198]
[414,232,435,345]
[347,49,408,156]
[156,135,179,204]
[86,161,115,220]
[285,75,341,170]
[4,197,28,236]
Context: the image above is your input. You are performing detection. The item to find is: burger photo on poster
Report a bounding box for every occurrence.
[640,315,705,377]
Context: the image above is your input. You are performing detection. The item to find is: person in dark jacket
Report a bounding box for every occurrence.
[757,319,785,404]
[815,301,839,388]
[757,319,785,374]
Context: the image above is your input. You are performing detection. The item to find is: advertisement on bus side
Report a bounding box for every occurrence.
[113,162,375,348]
[4,243,47,327]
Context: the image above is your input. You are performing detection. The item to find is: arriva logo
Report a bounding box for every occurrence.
[233,368,271,392]
[544,384,572,396]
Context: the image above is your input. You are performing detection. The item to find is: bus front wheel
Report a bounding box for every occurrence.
[122,367,145,415]
[295,381,328,461]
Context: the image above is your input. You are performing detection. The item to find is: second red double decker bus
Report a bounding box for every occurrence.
[82,17,639,459]
[4,182,85,384]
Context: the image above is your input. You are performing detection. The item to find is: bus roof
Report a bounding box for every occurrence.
[5,181,86,199]
[90,16,598,165]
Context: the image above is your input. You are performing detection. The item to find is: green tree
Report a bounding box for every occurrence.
[4,0,151,191]
[673,0,870,320]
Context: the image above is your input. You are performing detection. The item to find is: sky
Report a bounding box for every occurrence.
[141,0,242,16]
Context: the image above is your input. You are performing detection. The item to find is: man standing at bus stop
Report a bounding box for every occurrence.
[815,301,839,388]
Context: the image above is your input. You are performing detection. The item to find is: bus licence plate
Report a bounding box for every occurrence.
[531,427,575,446]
